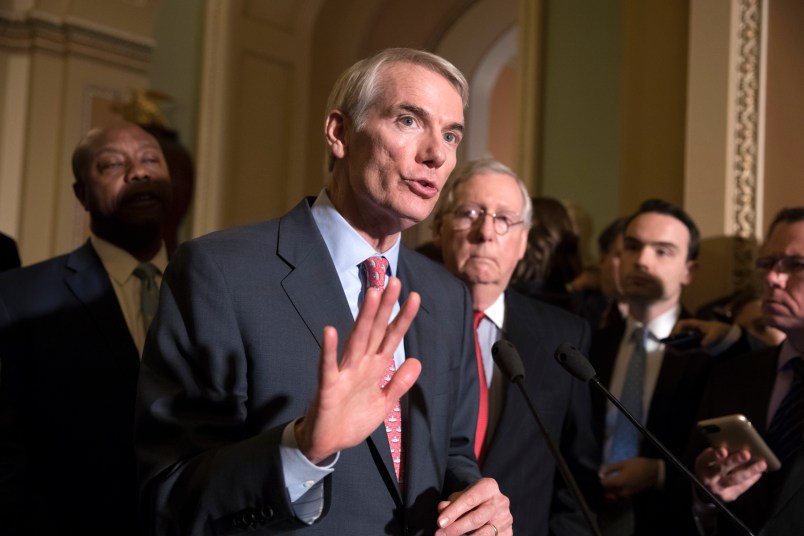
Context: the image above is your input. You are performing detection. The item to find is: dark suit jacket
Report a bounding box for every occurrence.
[0,232,21,272]
[134,198,481,535]
[590,314,712,535]
[481,289,599,536]
[693,345,804,536]
[0,242,141,534]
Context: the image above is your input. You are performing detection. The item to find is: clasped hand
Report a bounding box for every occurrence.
[600,457,661,502]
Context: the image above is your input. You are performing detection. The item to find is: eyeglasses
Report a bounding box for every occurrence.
[755,255,804,274]
[451,207,523,236]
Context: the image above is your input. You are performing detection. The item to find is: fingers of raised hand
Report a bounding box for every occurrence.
[348,283,388,356]
[377,289,420,357]
[366,278,402,350]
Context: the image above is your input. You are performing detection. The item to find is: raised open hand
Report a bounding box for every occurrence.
[295,277,422,463]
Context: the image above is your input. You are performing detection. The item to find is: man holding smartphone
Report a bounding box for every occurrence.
[693,207,804,536]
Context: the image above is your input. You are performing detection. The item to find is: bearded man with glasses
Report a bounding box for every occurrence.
[432,158,600,536]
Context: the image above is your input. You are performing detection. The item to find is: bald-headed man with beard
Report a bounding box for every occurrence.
[0,121,172,534]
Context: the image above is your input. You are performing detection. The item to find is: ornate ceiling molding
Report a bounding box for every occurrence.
[0,10,153,72]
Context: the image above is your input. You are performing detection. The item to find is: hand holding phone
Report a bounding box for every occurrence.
[697,414,781,472]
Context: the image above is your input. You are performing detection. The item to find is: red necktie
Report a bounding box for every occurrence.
[361,257,404,482]
[473,310,489,464]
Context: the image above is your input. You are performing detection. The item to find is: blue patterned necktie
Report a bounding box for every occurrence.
[609,326,648,463]
[767,357,804,466]
[133,262,159,333]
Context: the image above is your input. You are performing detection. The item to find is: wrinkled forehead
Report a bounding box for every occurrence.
[87,124,159,156]
[461,173,524,209]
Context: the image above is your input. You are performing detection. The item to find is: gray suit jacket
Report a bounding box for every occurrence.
[135,198,481,534]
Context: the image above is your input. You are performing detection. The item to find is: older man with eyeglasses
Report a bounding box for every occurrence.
[690,207,804,536]
[432,158,600,536]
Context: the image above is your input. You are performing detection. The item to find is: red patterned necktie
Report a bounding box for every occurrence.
[473,311,489,464]
[360,256,404,482]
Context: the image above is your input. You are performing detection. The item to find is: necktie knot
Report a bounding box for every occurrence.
[473,310,485,330]
[133,262,159,281]
[361,256,389,291]
[631,325,649,346]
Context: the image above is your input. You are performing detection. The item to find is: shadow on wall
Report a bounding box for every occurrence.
[684,234,759,314]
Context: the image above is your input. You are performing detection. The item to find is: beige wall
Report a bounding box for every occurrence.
[619,0,689,213]
[4,0,801,317]
[762,0,804,235]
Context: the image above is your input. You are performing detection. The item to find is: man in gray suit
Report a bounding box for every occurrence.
[135,48,512,535]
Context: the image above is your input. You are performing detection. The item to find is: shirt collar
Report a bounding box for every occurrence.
[777,339,801,372]
[625,304,681,342]
[480,292,506,330]
[310,189,400,277]
[90,234,168,285]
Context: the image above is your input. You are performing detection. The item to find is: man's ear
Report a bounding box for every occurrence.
[325,110,348,161]
[72,181,88,210]
[516,226,529,261]
[431,216,443,248]
[682,259,698,286]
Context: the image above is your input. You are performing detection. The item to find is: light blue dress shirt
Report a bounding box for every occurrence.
[279,190,405,522]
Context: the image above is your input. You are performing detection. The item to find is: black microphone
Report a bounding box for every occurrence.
[492,340,602,536]
[553,342,756,536]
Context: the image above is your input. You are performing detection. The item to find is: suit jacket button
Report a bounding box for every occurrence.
[258,505,274,523]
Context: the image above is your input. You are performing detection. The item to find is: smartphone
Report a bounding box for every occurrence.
[661,330,702,350]
[697,414,781,472]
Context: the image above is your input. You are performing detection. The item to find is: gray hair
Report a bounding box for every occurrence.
[434,158,532,229]
[325,48,469,171]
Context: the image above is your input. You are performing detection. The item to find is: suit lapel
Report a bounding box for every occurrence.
[64,242,138,363]
[277,199,354,356]
[763,346,804,519]
[770,449,804,522]
[394,250,436,504]
[278,200,405,503]
[506,292,550,393]
[593,320,626,388]
[749,346,781,432]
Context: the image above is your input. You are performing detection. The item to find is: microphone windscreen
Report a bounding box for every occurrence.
[491,340,525,382]
[554,343,596,382]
